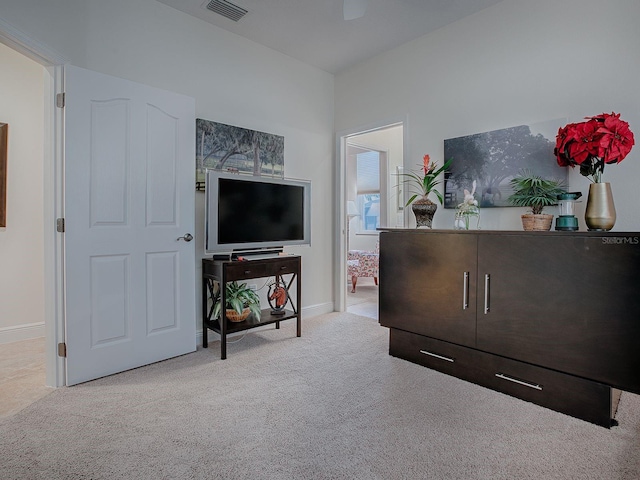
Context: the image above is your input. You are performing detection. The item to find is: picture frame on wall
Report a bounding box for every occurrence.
[195,119,285,191]
[443,118,567,209]
[0,123,7,227]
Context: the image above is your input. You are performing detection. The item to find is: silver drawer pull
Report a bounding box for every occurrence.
[462,271,469,310]
[495,373,543,391]
[420,350,455,363]
[483,273,490,314]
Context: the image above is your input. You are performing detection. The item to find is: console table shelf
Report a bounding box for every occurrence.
[204,308,297,335]
[202,256,301,359]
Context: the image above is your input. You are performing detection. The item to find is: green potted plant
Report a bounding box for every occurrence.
[212,281,262,322]
[508,170,566,231]
[402,154,452,228]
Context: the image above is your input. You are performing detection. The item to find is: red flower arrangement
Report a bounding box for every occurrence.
[554,112,635,183]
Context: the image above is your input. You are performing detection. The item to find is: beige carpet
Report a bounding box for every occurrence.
[346,276,378,319]
[1,312,639,479]
[0,337,52,419]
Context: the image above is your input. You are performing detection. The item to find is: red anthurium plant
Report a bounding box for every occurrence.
[554,112,635,183]
[402,154,452,206]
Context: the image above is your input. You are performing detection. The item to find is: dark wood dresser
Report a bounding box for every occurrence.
[379,229,640,427]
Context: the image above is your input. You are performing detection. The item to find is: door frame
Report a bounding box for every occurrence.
[335,116,408,312]
[0,19,67,387]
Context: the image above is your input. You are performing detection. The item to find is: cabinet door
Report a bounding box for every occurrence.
[476,234,640,393]
[379,231,478,347]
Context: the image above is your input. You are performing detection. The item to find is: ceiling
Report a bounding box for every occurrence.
[156,0,504,74]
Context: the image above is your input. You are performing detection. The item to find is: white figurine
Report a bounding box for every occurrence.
[455,181,480,230]
[463,180,478,208]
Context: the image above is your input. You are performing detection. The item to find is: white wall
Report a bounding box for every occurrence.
[335,0,640,231]
[0,42,45,343]
[0,0,336,323]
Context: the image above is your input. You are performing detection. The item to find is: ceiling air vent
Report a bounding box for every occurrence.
[205,0,248,22]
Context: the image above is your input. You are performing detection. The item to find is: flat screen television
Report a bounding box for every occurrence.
[205,171,311,256]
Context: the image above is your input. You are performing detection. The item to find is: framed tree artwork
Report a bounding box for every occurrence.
[443,119,567,209]
[195,119,284,191]
[0,123,7,227]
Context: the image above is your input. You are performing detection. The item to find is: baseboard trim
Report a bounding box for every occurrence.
[0,322,46,345]
[301,302,334,319]
[0,304,336,348]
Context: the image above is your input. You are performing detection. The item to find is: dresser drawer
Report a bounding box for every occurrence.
[389,328,615,427]
[389,327,476,378]
[224,263,268,281]
[265,257,299,276]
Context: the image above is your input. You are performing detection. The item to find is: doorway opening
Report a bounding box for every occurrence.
[338,121,405,316]
[0,37,57,415]
[0,21,67,396]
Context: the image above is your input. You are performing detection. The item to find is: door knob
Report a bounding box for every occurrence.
[177,233,193,242]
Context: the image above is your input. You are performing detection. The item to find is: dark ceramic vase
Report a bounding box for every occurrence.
[411,197,437,228]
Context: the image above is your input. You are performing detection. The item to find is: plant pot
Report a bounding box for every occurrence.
[521,214,553,231]
[411,197,437,228]
[225,307,251,322]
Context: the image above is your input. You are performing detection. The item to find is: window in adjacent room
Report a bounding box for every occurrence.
[352,148,387,233]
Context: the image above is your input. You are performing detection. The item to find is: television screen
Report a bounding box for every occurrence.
[205,172,311,255]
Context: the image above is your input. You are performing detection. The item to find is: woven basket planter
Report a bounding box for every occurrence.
[521,214,553,231]
[225,307,251,322]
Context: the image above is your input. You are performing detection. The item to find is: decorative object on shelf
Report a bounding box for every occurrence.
[267,279,289,316]
[454,180,480,230]
[585,182,617,231]
[508,170,566,231]
[212,280,261,323]
[411,200,437,229]
[555,192,582,231]
[402,154,452,228]
[555,112,635,231]
[225,307,251,322]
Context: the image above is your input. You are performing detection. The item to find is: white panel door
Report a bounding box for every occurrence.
[64,65,196,385]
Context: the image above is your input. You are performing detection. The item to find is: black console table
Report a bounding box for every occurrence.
[202,255,301,359]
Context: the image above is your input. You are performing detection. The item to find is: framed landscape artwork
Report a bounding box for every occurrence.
[443,119,567,209]
[195,119,284,191]
[0,123,7,227]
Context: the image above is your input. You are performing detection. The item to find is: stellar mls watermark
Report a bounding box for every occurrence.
[602,237,639,245]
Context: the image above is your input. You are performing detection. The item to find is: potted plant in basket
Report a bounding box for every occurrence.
[212,281,262,323]
[508,170,566,231]
[402,154,452,228]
